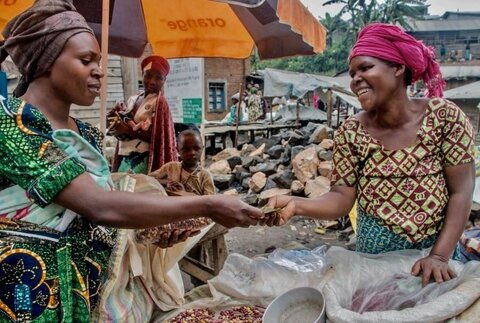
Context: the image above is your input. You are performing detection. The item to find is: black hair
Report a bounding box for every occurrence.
[177,128,202,145]
[384,60,412,86]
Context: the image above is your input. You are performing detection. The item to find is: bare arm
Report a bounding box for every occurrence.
[267,185,357,225]
[54,172,262,229]
[431,162,474,259]
[412,162,475,286]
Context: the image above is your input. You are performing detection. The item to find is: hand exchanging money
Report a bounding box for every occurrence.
[263,195,297,226]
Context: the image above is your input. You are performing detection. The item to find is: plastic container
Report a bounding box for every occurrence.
[263,287,326,323]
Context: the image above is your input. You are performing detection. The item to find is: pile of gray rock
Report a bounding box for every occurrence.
[207,122,335,206]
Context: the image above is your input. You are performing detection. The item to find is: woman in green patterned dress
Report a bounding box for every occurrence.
[267,23,475,287]
[0,1,262,322]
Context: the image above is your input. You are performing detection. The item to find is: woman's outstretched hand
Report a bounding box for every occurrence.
[264,195,296,226]
[411,254,456,287]
[208,196,263,228]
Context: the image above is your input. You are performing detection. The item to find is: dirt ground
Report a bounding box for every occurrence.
[224,216,351,258]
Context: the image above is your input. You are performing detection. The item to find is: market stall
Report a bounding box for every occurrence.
[152,246,480,322]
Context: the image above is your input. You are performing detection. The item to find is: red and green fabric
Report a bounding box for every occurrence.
[0,97,115,322]
[331,98,475,253]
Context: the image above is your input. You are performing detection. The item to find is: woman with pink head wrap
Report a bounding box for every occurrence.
[349,23,445,97]
[267,23,475,287]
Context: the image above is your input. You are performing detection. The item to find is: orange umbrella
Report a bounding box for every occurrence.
[1,0,326,133]
[84,0,326,59]
[1,0,326,59]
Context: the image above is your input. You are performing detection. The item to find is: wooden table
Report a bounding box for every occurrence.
[204,123,300,150]
[179,224,229,284]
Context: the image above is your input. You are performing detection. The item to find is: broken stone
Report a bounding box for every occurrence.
[270,169,295,189]
[303,122,321,136]
[304,176,330,198]
[252,135,282,150]
[223,188,238,196]
[249,143,265,157]
[242,155,262,168]
[267,145,285,159]
[287,130,305,146]
[318,150,333,161]
[318,161,333,178]
[232,165,247,181]
[292,146,319,184]
[290,145,305,160]
[258,188,291,205]
[212,147,240,162]
[240,144,257,157]
[250,160,281,176]
[290,180,305,195]
[249,172,267,193]
[241,177,251,190]
[308,124,330,144]
[240,193,258,205]
[264,178,278,190]
[213,174,234,190]
[209,160,232,175]
[320,139,334,150]
[226,155,242,170]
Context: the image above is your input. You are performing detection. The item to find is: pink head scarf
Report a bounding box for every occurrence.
[349,23,445,98]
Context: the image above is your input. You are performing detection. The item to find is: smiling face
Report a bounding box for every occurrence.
[349,56,405,112]
[143,69,165,95]
[48,32,103,106]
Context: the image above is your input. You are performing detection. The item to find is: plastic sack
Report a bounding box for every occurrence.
[268,245,328,272]
[207,246,330,307]
[324,247,480,323]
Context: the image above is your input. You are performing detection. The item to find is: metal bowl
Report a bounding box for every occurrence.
[263,287,326,323]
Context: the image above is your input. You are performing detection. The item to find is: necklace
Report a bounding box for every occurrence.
[180,163,200,185]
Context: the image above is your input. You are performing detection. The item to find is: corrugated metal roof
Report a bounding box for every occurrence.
[442,11,480,19]
[408,19,480,32]
[441,66,480,79]
[444,81,480,99]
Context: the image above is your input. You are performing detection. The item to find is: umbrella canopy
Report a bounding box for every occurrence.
[1,0,326,59]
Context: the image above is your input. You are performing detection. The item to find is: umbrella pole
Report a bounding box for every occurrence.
[99,0,110,145]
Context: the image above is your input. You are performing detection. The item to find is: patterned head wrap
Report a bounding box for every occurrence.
[141,55,170,77]
[0,0,94,97]
[349,23,445,98]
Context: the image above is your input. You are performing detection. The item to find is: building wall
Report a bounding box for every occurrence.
[409,30,480,60]
[204,58,250,121]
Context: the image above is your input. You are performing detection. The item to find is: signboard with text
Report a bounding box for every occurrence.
[164,58,204,124]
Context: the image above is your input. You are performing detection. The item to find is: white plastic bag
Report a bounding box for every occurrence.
[324,247,480,323]
[208,246,329,307]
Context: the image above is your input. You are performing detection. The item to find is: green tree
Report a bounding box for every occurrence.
[253,0,427,75]
[380,0,426,30]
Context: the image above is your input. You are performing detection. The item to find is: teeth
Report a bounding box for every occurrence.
[357,89,369,96]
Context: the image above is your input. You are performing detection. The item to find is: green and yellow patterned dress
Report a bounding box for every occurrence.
[0,97,115,322]
[330,98,475,255]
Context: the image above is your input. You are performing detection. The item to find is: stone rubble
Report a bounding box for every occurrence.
[208,122,336,205]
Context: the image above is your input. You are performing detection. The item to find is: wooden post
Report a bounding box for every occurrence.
[326,88,333,128]
[120,57,139,101]
[270,98,274,125]
[99,0,110,144]
[234,83,242,148]
[296,98,300,128]
[336,97,341,127]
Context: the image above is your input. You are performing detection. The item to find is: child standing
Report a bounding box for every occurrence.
[150,129,215,196]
